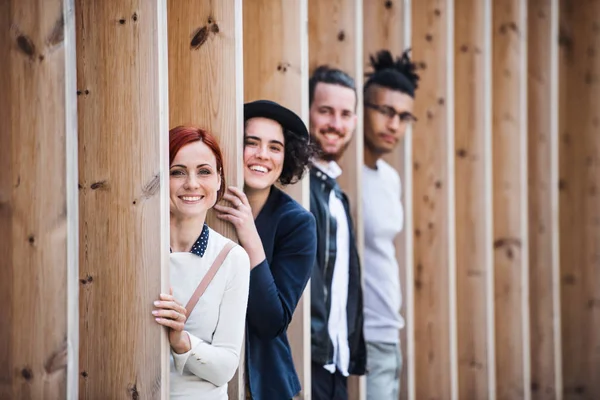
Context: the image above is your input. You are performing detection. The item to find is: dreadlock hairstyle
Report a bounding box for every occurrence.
[364,49,420,98]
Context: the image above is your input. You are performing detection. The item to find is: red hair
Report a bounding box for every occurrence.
[169,125,226,203]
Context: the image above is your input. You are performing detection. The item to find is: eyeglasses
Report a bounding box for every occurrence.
[364,102,418,124]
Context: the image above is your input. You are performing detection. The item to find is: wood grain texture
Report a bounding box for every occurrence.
[559,0,600,398]
[308,0,364,227]
[410,1,456,398]
[492,1,531,399]
[243,0,309,205]
[454,0,495,398]
[157,0,171,396]
[528,1,562,399]
[0,0,78,398]
[362,1,413,399]
[308,0,365,399]
[64,1,81,398]
[168,1,245,398]
[76,0,169,398]
[168,0,244,240]
[243,0,311,397]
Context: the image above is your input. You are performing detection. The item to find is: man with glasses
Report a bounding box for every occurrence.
[361,49,419,400]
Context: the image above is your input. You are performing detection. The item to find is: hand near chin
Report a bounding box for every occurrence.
[214,186,265,268]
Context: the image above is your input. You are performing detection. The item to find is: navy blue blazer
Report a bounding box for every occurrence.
[246,186,317,400]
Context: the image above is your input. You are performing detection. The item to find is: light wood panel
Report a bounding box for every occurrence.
[528,1,562,399]
[492,1,530,399]
[76,0,169,398]
[362,1,413,399]
[243,0,309,204]
[308,0,365,399]
[0,0,79,398]
[454,0,495,399]
[308,0,364,225]
[243,0,311,398]
[168,0,244,239]
[167,1,245,398]
[410,1,457,398]
[559,0,600,398]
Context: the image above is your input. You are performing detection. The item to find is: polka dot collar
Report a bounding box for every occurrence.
[170,224,210,257]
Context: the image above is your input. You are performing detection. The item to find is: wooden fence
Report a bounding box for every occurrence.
[2,0,599,399]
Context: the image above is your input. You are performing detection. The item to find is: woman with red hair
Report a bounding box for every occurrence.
[153,126,250,399]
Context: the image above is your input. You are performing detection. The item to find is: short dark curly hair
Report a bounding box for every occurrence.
[279,128,316,185]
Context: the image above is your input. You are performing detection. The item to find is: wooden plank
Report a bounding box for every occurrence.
[410,1,457,399]
[528,1,562,399]
[157,0,171,396]
[0,0,79,398]
[454,0,495,399]
[308,0,364,226]
[243,0,311,397]
[362,1,414,399]
[168,0,244,239]
[167,1,245,398]
[308,0,365,399]
[76,0,169,398]
[243,0,309,204]
[492,1,531,399]
[65,1,81,398]
[558,0,600,398]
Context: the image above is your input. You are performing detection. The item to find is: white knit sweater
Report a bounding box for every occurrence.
[169,228,250,399]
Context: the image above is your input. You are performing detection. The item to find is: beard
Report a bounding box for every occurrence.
[311,128,351,162]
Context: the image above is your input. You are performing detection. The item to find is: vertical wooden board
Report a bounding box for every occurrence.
[157,0,171,395]
[243,0,309,205]
[308,0,363,224]
[492,1,530,399]
[0,0,78,398]
[65,1,81,398]
[528,1,562,399]
[76,0,169,398]
[559,0,600,398]
[362,1,413,399]
[168,1,245,398]
[410,1,456,399]
[308,0,365,399]
[243,0,311,397]
[168,0,244,239]
[243,0,305,107]
[454,0,494,399]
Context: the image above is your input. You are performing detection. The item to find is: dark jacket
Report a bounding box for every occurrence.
[246,186,317,400]
[309,166,367,375]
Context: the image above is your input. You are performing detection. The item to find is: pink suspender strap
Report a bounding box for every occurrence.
[185,241,236,315]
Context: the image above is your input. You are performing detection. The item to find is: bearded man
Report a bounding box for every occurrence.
[308,66,366,400]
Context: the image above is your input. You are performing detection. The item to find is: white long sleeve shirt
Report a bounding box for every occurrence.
[362,160,405,344]
[169,227,250,399]
[315,161,351,376]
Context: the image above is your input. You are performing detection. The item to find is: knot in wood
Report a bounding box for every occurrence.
[21,367,33,381]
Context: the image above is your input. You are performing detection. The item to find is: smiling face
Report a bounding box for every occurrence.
[243,117,285,193]
[169,140,222,220]
[309,82,357,162]
[364,85,415,155]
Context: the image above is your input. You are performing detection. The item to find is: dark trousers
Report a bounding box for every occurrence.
[311,362,348,400]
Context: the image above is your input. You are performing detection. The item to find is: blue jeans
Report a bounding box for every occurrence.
[366,341,402,400]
